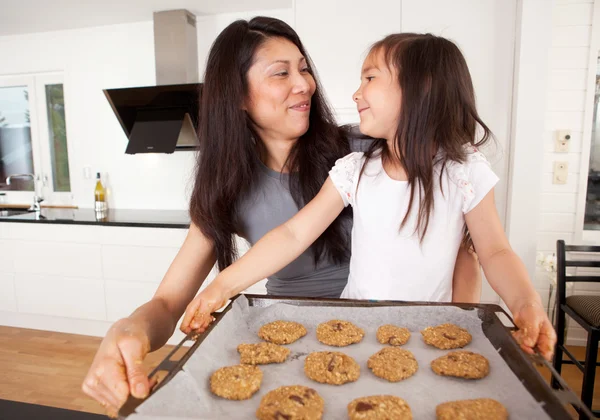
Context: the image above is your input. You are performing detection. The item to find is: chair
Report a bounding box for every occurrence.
[552,239,600,417]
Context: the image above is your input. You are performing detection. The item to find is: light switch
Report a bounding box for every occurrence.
[83,166,91,179]
[555,130,571,153]
[553,161,568,184]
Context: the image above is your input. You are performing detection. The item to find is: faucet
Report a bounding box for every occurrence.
[6,173,43,212]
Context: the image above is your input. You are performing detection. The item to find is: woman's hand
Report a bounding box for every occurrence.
[82,319,153,417]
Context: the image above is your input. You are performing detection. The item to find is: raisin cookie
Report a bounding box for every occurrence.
[348,396,412,420]
[376,325,411,346]
[316,320,365,347]
[259,321,307,345]
[256,385,324,420]
[436,398,508,420]
[421,323,472,349]
[304,351,360,385]
[367,347,418,382]
[210,365,262,400]
[431,351,490,379]
[237,342,290,365]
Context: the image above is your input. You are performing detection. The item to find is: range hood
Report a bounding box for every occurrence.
[103,10,201,154]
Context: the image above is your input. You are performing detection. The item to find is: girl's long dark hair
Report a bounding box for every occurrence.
[363,33,493,247]
[190,17,351,271]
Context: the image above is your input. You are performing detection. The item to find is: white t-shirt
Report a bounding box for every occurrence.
[328,144,499,302]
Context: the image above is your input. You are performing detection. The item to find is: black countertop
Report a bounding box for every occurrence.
[0,208,190,229]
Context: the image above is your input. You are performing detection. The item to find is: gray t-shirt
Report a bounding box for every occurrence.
[235,135,372,298]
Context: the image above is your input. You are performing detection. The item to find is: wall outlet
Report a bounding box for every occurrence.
[83,166,91,179]
[553,161,568,184]
[555,130,571,153]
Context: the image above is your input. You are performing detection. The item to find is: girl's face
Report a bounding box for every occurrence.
[353,50,403,142]
[245,37,316,142]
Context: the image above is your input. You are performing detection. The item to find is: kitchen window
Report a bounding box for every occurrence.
[0,73,72,204]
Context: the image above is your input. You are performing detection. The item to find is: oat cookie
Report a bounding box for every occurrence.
[259,321,307,345]
[237,342,290,365]
[316,320,364,347]
[348,396,412,420]
[304,351,360,385]
[210,364,263,400]
[436,398,508,420]
[376,325,411,346]
[431,351,490,379]
[367,347,418,382]
[256,385,324,420]
[421,323,472,349]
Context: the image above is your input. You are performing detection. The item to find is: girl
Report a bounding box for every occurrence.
[182,33,555,360]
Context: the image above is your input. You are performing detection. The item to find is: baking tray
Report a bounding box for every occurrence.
[118,294,593,419]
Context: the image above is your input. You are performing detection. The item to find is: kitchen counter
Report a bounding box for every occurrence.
[0,208,190,229]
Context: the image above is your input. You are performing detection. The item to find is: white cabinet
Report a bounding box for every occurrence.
[0,239,15,273]
[15,273,106,320]
[0,221,266,342]
[13,240,103,277]
[100,226,187,247]
[0,223,192,342]
[0,273,16,312]
[105,279,158,322]
[2,223,102,243]
[102,245,180,283]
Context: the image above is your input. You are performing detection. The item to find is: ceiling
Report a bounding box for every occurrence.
[0,0,292,36]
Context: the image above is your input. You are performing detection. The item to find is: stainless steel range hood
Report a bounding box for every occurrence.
[103,10,201,154]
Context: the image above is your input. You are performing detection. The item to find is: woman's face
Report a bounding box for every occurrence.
[245,37,316,142]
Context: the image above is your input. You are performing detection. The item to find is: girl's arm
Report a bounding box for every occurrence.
[465,189,556,360]
[180,177,346,332]
[451,246,482,303]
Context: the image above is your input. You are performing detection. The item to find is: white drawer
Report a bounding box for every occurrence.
[102,245,179,283]
[15,273,106,320]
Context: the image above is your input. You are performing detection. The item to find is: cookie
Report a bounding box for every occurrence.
[421,323,472,349]
[436,399,507,420]
[209,365,262,400]
[316,320,365,347]
[259,321,307,345]
[304,351,360,385]
[237,342,290,365]
[367,347,418,382]
[431,351,490,379]
[256,385,324,420]
[376,325,411,346]
[348,396,412,420]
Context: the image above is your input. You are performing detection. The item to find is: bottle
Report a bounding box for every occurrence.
[94,172,108,214]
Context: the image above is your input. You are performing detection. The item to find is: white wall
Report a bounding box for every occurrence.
[535,0,595,345]
[0,8,293,210]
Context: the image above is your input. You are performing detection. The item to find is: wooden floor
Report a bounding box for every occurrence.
[0,326,598,417]
[0,326,175,415]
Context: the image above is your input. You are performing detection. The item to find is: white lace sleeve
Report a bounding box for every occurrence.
[448,144,499,213]
[328,152,364,207]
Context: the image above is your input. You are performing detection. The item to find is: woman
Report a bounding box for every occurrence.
[82,17,481,415]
